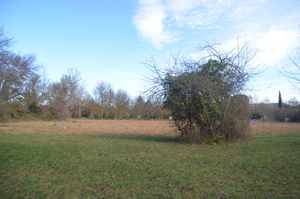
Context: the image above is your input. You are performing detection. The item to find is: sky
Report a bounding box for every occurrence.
[1,0,300,103]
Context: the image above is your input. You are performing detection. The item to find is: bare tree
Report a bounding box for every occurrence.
[56,68,86,117]
[21,68,50,108]
[109,88,116,119]
[0,27,41,103]
[287,97,300,107]
[114,89,130,120]
[90,87,116,119]
[152,102,171,120]
[143,40,263,144]
[49,82,68,104]
[48,68,86,118]
[92,82,112,119]
[22,73,41,107]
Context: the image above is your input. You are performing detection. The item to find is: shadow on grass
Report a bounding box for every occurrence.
[90,134,180,143]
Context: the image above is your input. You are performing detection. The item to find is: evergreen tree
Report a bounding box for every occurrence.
[278,91,282,108]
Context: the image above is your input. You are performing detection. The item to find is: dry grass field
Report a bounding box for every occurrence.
[0,119,299,136]
[251,121,300,134]
[0,119,179,136]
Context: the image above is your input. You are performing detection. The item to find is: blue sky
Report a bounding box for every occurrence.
[1,0,300,103]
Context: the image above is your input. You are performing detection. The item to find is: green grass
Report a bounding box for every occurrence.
[0,133,299,198]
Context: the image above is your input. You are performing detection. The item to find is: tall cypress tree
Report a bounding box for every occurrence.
[278,91,282,108]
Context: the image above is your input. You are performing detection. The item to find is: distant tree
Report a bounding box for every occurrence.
[288,97,300,107]
[61,68,86,117]
[114,89,130,120]
[144,100,153,120]
[278,91,282,108]
[248,93,259,104]
[48,68,86,118]
[261,97,270,104]
[153,103,170,119]
[107,88,116,119]
[93,82,112,119]
[73,92,91,118]
[132,96,145,119]
[49,82,69,104]
[22,73,49,107]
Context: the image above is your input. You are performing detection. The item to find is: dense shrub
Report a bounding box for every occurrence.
[290,111,300,122]
[0,103,9,121]
[28,102,39,114]
[40,109,57,121]
[9,102,26,118]
[162,60,252,144]
[272,108,299,122]
[49,100,70,119]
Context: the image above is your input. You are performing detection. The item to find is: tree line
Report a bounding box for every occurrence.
[0,27,169,121]
[249,92,300,122]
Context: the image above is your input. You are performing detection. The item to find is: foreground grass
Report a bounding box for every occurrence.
[0,133,299,198]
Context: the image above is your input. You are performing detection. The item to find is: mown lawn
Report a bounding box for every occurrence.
[0,132,299,198]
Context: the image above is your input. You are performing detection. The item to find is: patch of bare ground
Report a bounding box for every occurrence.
[0,119,299,136]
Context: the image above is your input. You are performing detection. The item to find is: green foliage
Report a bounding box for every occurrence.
[204,134,223,145]
[28,102,39,114]
[39,109,57,121]
[9,102,26,118]
[162,59,251,144]
[163,60,223,142]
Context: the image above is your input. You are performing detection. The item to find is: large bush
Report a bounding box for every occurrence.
[143,41,262,144]
[162,60,251,143]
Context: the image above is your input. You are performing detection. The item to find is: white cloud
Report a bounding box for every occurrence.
[254,26,299,65]
[133,0,177,49]
[132,0,229,48]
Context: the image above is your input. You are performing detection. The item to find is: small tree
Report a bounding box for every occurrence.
[143,40,263,144]
[278,91,282,108]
